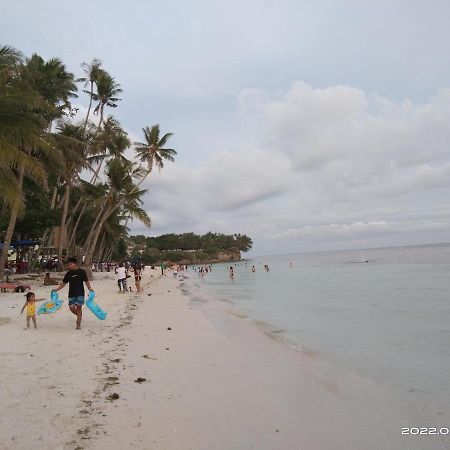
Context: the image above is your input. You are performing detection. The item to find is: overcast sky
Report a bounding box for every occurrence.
[2,0,450,255]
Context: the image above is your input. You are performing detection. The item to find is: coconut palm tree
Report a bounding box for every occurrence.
[89,115,130,179]
[0,47,53,279]
[82,158,150,270]
[92,71,122,129]
[65,116,131,243]
[52,122,90,269]
[0,51,77,280]
[79,58,103,130]
[0,45,47,208]
[21,54,78,124]
[134,124,177,173]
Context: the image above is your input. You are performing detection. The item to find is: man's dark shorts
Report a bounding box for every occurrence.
[68,296,85,306]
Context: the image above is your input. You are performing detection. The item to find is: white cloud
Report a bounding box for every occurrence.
[130,82,450,255]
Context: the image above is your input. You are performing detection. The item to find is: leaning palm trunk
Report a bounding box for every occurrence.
[81,203,105,258]
[67,206,86,250]
[90,160,104,184]
[84,170,151,268]
[84,206,111,263]
[66,195,87,235]
[57,182,71,270]
[31,175,62,268]
[96,233,106,262]
[83,81,94,131]
[96,103,105,133]
[0,167,25,281]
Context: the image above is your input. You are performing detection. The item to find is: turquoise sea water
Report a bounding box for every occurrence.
[188,243,450,421]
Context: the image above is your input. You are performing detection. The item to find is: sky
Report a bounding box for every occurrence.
[2,0,450,256]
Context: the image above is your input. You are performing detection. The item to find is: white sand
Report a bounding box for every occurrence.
[0,269,445,450]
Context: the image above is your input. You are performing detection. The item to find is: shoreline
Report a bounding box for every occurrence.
[0,269,447,449]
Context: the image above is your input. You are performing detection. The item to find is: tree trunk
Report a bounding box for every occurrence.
[83,82,94,131]
[84,205,112,268]
[96,233,106,262]
[0,167,25,281]
[67,205,86,250]
[81,203,105,258]
[90,160,104,184]
[57,182,71,270]
[50,182,59,209]
[97,103,104,132]
[30,178,60,268]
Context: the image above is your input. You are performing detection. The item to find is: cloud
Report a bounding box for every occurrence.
[129,82,450,255]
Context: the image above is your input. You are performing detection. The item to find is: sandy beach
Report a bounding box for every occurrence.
[0,268,445,450]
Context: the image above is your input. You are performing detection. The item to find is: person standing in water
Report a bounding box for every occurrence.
[53,257,93,330]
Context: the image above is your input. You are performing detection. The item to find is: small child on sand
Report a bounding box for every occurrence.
[20,292,45,329]
[43,272,58,286]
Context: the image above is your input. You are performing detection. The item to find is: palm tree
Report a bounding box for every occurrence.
[53,122,90,269]
[65,116,131,244]
[0,45,47,208]
[81,158,150,274]
[0,47,52,280]
[92,71,122,129]
[22,54,78,124]
[0,51,77,280]
[89,115,130,179]
[134,124,177,173]
[79,58,103,130]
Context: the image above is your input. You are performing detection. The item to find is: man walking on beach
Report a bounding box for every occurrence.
[53,257,93,330]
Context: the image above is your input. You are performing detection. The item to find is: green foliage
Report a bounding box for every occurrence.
[127,232,252,264]
[111,238,127,261]
[142,232,252,253]
[0,43,179,277]
[140,247,161,264]
[13,180,60,238]
[163,250,184,262]
[134,124,177,173]
[205,246,219,255]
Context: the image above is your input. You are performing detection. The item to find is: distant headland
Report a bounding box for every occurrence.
[128,232,252,265]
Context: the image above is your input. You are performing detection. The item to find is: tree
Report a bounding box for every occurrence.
[134,124,177,173]
[1,44,180,277]
[82,158,151,271]
[52,122,90,269]
[79,58,103,130]
[92,71,122,129]
[0,48,67,280]
[0,45,47,209]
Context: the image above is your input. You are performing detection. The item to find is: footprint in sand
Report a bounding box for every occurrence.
[134,377,147,383]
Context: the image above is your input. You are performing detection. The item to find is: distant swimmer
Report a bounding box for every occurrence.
[229,266,234,279]
[289,261,294,268]
[264,264,270,272]
[252,265,256,272]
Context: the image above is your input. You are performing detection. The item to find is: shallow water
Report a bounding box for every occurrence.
[190,243,450,420]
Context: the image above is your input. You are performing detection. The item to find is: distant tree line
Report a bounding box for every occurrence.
[128,232,252,264]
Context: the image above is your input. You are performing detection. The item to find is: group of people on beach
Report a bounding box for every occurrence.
[115,261,143,293]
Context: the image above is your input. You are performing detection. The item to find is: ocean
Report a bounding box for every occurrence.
[186,243,450,423]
